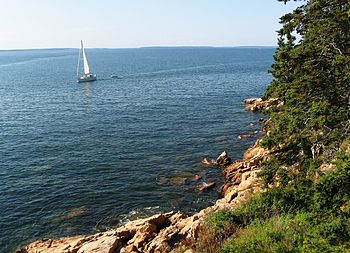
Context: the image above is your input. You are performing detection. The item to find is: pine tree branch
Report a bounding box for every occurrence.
[330,43,344,55]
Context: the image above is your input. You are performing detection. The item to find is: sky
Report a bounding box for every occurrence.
[0,0,302,49]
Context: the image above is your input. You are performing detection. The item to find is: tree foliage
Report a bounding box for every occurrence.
[262,0,350,184]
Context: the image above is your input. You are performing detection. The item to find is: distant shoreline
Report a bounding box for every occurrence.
[0,45,277,52]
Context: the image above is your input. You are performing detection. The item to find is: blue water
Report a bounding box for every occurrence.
[0,47,274,252]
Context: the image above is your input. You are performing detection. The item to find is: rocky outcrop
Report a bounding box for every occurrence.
[201,151,232,167]
[18,98,271,253]
[20,212,184,253]
[219,139,268,202]
[244,97,281,112]
[216,151,231,167]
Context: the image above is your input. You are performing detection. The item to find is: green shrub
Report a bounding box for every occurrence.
[220,214,350,253]
[220,215,304,253]
[205,210,239,237]
[313,159,350,213]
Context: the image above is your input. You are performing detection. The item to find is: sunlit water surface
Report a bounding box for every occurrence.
[0,47,274,252]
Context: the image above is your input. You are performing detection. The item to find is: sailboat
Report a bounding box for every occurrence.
[77,40,97,83]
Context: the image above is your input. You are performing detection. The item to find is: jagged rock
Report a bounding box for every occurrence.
[244,97,281,112]
[76,234,120,253]
[120,245,138,253]
[218,183,233,197]
[198,182,216,192]
[238,134,253,139]
[20,236,87,253]
[225,161,244,180]
[127,223,158,251]
[243,140,267,161]
[201,157,215,165]
[216,151,231,167]
[231,172,242,185]
[118,212,189,253]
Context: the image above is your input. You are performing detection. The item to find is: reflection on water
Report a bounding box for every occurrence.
[83,83,90,97]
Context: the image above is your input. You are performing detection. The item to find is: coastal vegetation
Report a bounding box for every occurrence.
[195,0,350,252]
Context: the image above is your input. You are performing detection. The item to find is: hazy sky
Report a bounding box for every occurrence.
[0,0,302,49]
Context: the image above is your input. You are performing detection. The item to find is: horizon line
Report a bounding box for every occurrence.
[0,45,277,51]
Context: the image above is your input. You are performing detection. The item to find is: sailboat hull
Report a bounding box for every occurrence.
[77,74,97,83]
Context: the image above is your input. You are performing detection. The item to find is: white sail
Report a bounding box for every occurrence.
[81,40,90,75]
[77,40,96,83]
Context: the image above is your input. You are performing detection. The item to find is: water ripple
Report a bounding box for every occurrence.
[0,47,274,252]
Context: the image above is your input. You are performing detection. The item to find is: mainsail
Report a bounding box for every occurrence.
[81,40,90,75]
[77,40,96,83]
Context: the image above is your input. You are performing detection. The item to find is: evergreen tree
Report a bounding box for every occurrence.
[261,0,350,184]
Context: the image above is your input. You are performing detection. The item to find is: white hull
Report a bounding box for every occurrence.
[77,74,97,83]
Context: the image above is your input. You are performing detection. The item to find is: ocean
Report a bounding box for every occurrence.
[0,47,274,252]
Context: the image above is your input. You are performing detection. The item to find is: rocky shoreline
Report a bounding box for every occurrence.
[17,98,275,253]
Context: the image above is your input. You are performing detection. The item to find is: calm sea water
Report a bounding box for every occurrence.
[0,47,274,252]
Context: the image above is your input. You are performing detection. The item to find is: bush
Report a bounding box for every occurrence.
[220,214,350,253]
[220,215,304,253]
[313,154,350,214]
[195,211,237,253]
